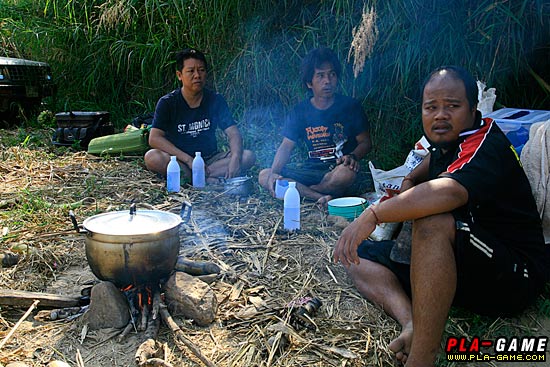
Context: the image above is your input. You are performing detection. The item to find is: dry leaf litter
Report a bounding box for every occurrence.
[1,130,547,367]
[0,133,398,367]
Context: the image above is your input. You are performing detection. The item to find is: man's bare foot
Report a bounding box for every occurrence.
[389,323,413,364]
[206,177,220,185]
[315,194,333,207]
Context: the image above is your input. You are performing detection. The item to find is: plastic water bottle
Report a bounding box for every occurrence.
[192,152,206,188]
[284,181,300,231]
[166,156,180,193]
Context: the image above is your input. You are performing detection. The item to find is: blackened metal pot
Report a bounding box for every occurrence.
[71,203,189,288]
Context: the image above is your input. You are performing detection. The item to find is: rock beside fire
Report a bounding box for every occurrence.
[81,281,130,330]
[47,362,71,367]
[163,272,218,326]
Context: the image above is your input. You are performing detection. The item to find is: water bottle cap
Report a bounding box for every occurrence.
[170,155,176,160]
[195,152,201,156]
[289,181,296,188]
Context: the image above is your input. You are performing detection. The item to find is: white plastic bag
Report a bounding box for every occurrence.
[366,136,430,241]
[369,161,410,200]
[477,80,496,117]
[520,120,550,243]
[404,136,430,171]
[367,162,407,240]
[367,196,401,241]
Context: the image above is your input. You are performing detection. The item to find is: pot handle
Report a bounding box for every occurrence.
[69,210,87,234]
[128,202,137,221]
[129,202,137,216]
[180,201,192,223]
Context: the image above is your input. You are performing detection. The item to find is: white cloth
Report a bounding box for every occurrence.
[520,120,550,243]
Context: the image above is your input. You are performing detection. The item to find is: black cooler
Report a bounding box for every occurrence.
[52,111,114,148]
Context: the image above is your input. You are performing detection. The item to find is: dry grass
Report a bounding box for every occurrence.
[0,130,548,367]
[0,130,399,367]
[347,6,378,79]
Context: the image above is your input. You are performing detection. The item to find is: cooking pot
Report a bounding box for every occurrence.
[219,176,254,196]
[70,203,190,288]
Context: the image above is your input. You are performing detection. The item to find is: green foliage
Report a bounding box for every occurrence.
[0,127,53,148]
[1,0,548,168]
[37,110,56,128]
[536,284,550,317]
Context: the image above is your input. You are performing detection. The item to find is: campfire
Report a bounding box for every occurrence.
[120,283,162,338]
[72,268,220,367]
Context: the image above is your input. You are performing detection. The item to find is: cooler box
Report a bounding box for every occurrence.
[485,108,550,154]
[55,111,110,128]
[52,111,114,148]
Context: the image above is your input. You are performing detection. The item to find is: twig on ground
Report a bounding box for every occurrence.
[0,299,40,350]
[261,216,282,275]
[159,302,218,367]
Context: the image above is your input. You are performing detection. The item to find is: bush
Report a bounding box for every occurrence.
[1,0,548,168]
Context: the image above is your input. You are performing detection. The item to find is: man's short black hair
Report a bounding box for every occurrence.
[175,48,208,71]
[423,65,479,109]
[300,47,342,89]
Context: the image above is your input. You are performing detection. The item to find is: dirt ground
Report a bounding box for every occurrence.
[0,137,549,367]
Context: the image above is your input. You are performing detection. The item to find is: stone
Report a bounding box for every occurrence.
[163,272,218,326]
[390,221,412,264]
[6,362,31,367]
[326,215,351,229]
[47,362,71,367]
[81,281,130,330]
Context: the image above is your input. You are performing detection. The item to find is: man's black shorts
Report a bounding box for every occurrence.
[357,218,545,317]
[281,161,335,186]
[281,161,374,194]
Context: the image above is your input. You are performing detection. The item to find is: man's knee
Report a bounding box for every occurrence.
[144,149,160,170]
[258,168,271,188]
[330,164,357,182]
[413,213,455,243]
[144,149,168,173]
[317,164,356,192]
[242,150,256,168]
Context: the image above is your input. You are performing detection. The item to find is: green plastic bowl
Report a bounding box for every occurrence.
[327,197,367,220]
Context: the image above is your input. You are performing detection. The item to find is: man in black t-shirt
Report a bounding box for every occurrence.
[144,48,255,183]
[333,66,549,366]
[258,47,372,204]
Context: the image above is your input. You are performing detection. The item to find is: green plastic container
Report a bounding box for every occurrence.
[87,127,150,156]
[327,197,367,220]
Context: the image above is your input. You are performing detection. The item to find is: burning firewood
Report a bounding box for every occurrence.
[118,285,163,342]
[139,303,150,332]
[144,288,161,340]
[116,321,135,343]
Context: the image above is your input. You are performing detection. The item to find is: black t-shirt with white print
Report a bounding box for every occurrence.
[281,94,369,162]
[152,88,235,157]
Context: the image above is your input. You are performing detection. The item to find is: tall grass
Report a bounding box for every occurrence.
[1,0,548,167]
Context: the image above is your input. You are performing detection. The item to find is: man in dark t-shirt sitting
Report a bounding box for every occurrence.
[258,47,372,204]
[145,48,255,184]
